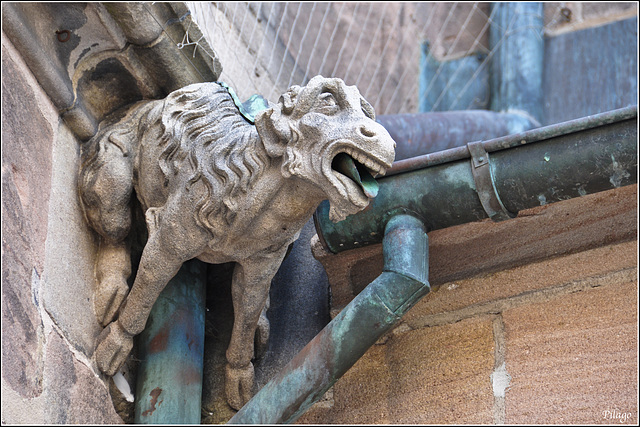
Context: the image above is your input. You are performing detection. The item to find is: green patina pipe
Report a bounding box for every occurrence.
[229,214,429,424]
[134,259,207,424]
[315,106,637,254]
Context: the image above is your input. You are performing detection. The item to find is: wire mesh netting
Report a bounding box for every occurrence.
[182,2,635,115]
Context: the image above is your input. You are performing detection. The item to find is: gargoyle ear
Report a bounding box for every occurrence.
[280,85,300,115]
[254,107,290,157]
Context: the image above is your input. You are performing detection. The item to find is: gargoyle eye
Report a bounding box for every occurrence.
[316,91,339,115]
[319,91,337,107]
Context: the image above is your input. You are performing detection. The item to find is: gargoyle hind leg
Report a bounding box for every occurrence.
[79,141,135,326]
[95,241,131,326]
[95,206,209,376]
[226,249,288,410]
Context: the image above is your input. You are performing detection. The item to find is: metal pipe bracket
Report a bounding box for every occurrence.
[467,141,517,221]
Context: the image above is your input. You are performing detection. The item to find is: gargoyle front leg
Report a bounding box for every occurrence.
[95,207,209,375]
[94,235,184,375]
[226,248,288,410]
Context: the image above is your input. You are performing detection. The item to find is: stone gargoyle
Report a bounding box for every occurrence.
[78,76,396,410]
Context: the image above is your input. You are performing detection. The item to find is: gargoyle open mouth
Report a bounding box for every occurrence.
[331,149,386,199]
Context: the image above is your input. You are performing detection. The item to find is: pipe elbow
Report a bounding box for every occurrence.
[383,214,429,286]
[371,214,431,316]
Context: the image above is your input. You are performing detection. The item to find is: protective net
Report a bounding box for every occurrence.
[178,2,631,114]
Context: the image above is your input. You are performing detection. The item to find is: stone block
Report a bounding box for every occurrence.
[41,123,102,357]
[299,316,495,424]
[403,239,638,327]
[43,330,123,424]
[1,31,57,399]
[299,343,391,424]
[503,279,638,424]
[1,377,46,424]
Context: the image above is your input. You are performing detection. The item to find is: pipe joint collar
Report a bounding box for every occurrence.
[383,214,429,286]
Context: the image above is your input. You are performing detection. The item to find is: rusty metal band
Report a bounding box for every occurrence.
[467,141,516,222]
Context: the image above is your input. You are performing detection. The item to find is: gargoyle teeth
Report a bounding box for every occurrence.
[340,147,385,176]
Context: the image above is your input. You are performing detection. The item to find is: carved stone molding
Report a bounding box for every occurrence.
[2,2,222,141]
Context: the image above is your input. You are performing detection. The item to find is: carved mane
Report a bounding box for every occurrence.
[157,83,272,228]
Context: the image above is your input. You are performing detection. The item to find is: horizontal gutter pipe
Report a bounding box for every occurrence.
[387,105,637,177]
[229,214,429,424]
[377,110,536,161]
[315,106,637,254]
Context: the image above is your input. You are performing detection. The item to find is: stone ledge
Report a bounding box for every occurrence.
[298,316,496,424]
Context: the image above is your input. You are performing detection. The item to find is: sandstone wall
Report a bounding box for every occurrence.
[302,185,637,424]
[1,30,121,424]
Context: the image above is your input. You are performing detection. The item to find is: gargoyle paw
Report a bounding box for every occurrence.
[95,321,133,376]
[225,363,255,410]
[94,275,129,326]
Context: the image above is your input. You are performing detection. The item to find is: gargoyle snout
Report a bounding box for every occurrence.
[358,124,377,139]
[355,120,394,146]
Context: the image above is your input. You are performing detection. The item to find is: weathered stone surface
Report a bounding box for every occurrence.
[403,239,638,326]
[43,330,123,424]
[1,31,56,399]
[41,122,102,357]
[1,377,46,424]
[79,76,395,410]
[299,316,495,424]
[2,2,221,141]
[503,279,638,424]
[2,3,124,139]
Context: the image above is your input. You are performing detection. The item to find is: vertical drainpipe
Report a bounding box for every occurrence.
[490,2,545,125]
[134,259,207,424]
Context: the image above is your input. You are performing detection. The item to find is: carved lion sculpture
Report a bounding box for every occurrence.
[78,76,396,410]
